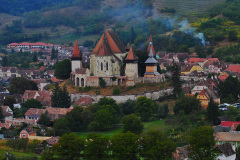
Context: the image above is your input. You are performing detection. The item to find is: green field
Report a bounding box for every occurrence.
[76,119,171,139]
[0,149,40,160]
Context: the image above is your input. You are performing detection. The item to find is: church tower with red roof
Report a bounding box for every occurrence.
[71,40,82,72]
[125,47,138,86]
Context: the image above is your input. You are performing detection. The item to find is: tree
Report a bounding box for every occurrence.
[219,76,240,102]
[134,96,155,121]
[54,59,71,80]
[236,146,240,160]
[53,118,70,136]
[156,104,169,119]
[187,126,215,160]
[3,95,16,111]
[174,95,202,115]
[65,106,91,132]
[2,56,8,66]
[52,133,85,159]
[32,53,38,62]
[171,63,182,97]
[119,99,136,115]
[84,133,110,160]
[51,84,70,108]
[228,30,238,41]
[226,106,240,121]
[0,106,3,121]
[139,130,176,160]
[9,77,38,95]
[99,77,106,88]
[111,132,139,160]
[21,99,43,114]
[122,114,144,134]
[88,105,116,131]
[206,97,219,124]
[38,113,51,127]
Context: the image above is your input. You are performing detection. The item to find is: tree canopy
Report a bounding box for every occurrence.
[122,114,144,134]
[54,59,71,80]
[9,77,38,95]
[187,126,215,160]
[134,96,155,121]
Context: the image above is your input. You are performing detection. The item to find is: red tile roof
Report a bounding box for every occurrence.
[149,34,153,42]
[125,47,138,61]
[225,64,240,73]
[45,107,71,121]
[71,40,81,59]
[221,121,240,127]
[1,106,12,117]
[76,68,87,74]
[93,29,126,54]
[51,77,64,83]
[218,75,228,81]
[74,97,93,106]
[25,108,46,116]
[39,66,47,72]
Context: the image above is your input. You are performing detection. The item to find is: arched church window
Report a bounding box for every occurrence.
[106,62,108,71]
[101,62,103,71]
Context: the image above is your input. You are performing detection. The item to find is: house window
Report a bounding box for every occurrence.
[101,62,103,71]
[106,62,108,71]
[23,134,26,138]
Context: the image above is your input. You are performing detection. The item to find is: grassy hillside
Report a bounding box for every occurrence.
[154,0,224,18]
[0,0,226,47]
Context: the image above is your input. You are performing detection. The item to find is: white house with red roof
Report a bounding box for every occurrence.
[8,42,53,49]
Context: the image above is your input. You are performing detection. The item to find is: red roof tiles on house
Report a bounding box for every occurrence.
[225,64,240,74]
[221,121,240,127]
[218,75,228,81]
[74,97,93,106]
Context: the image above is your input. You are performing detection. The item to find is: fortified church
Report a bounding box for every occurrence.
[71,29,165,87]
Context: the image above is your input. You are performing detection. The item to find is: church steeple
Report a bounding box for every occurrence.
[71,40,82,72]
[125,47,138,62]
[144,47,159,77]
[71,40,81,60]
[147,35,155,56]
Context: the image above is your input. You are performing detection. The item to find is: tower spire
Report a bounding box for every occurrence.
[71,40,81,60]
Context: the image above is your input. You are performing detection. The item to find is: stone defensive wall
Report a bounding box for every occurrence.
[71,88,173,104]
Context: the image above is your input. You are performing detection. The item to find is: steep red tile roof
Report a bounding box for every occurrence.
[125,47,138,61]
[221,121,240,127]
[93,29,126,54]
[1,106,12,117]
[96,40,113,56]
[71,40,81,59]
[39,66,47,72]
[218,75,228,81]
[199,90,205,95]
[225,64,240,73]
[147,35,156,56]
[149,34,153,42]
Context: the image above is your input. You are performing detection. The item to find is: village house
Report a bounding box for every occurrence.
[25,107,71,122]
[1,106,13,121]
[197,89,220,108]
[22,90,52,106]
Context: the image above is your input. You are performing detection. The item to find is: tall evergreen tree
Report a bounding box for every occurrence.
[61,85,71,108]
[171,63,182,98]
[2,56,8,66]
[206,98,219,124]
[32,53,38,62]
[51,83,70,108]
[51,48,56,60]
[0,106,3,121]
[51,83,60,107]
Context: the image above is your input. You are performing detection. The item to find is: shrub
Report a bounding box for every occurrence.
[113,88,120,95]
[99,78,106,88]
